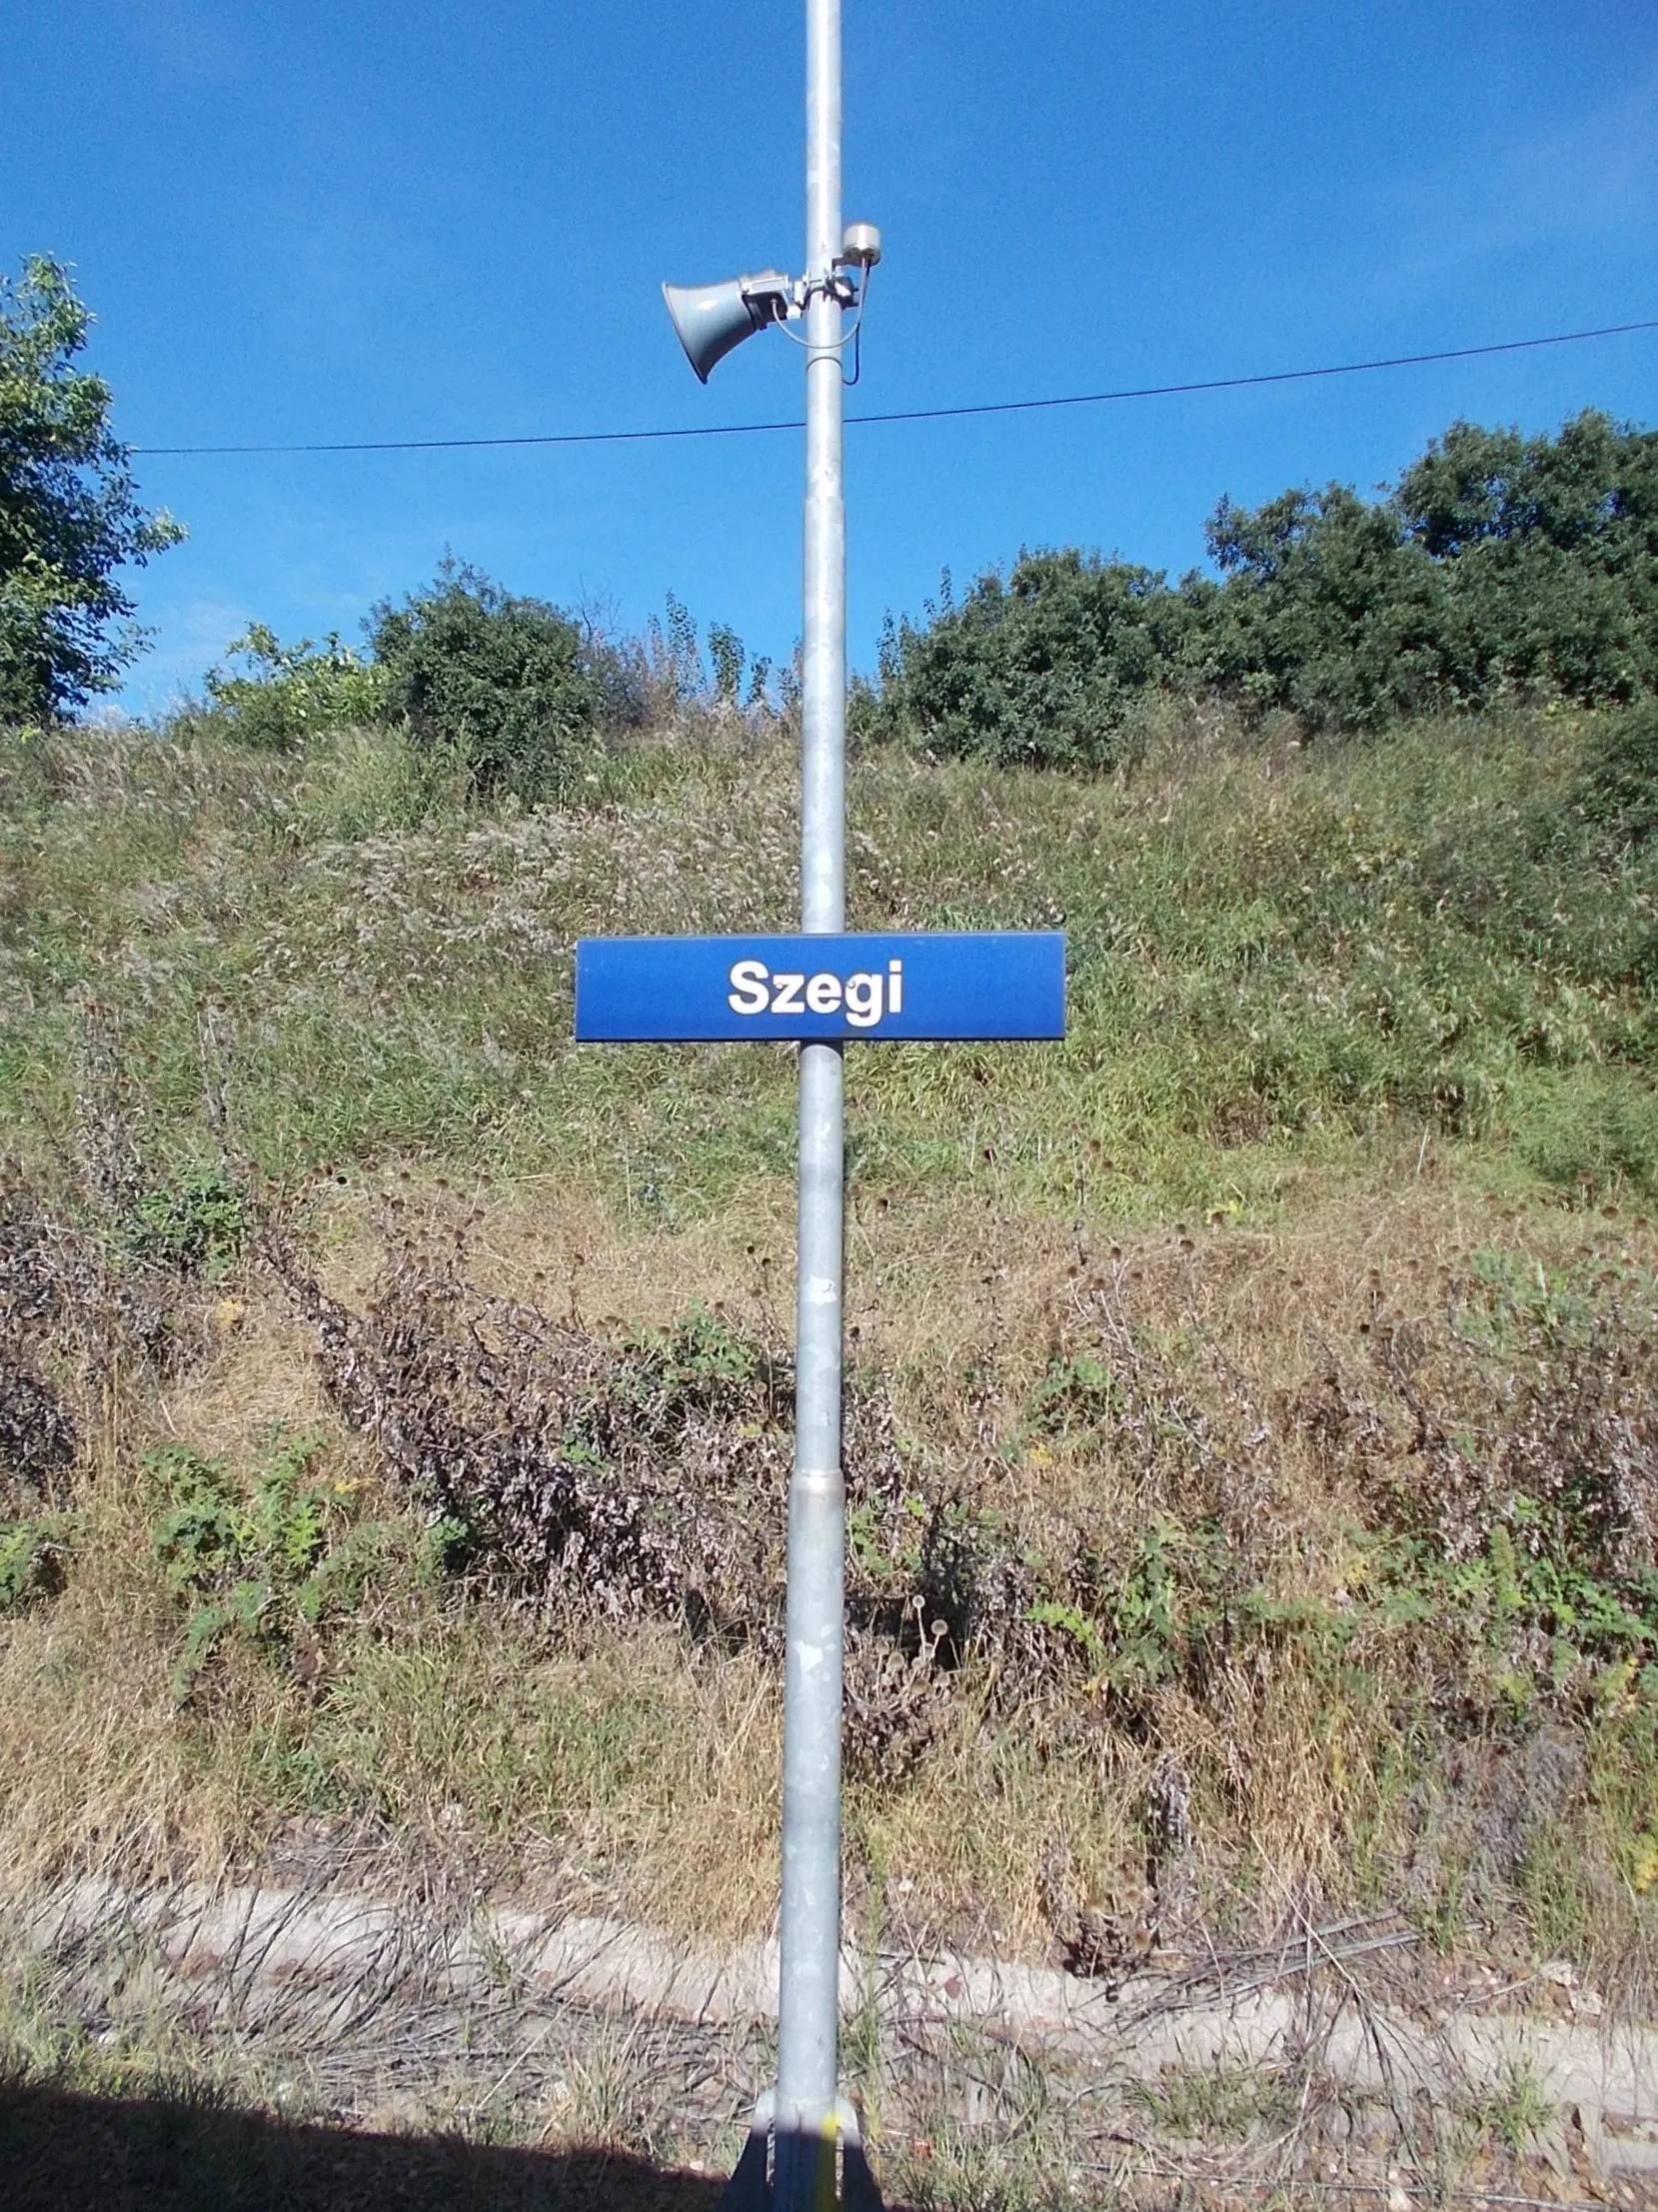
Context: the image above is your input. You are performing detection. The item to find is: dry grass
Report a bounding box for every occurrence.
[3,1162,1654,1990]
[4,706,1658,2031]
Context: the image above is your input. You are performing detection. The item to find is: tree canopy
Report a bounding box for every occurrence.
[367,561,641,802]
[0,256,183,722]
[870,410,1658,767]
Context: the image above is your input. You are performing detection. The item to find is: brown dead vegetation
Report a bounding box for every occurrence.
[3,1116,1655,2007]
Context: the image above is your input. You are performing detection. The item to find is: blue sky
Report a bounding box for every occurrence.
[7,0,1657,713]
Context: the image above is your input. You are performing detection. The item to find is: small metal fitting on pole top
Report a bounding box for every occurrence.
[740,272,798,322]
[837,222,881,268]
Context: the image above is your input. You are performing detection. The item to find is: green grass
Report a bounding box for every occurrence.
[4,699,1658,2006]
[4,706,1655,1223]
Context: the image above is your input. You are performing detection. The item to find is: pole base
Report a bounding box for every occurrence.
[722,2093,884,2210]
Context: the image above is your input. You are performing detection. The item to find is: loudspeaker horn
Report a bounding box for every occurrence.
[663,274,790,383]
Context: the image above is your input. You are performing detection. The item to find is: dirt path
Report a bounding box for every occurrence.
[9,1871,1658,2205]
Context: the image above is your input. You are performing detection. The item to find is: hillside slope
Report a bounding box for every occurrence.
[1,704,1656,2026]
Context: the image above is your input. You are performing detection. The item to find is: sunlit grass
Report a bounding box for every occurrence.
[4,704,1654,1221]
[3,701,1657,2015]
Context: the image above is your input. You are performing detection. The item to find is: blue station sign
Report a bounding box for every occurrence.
[575,931,1065,1044]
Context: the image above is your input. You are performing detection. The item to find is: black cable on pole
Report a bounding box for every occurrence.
[132,317,1658,458]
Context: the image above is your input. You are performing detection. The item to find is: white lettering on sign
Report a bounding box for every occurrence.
[727,961,770,1014]
[727,958,904,1029]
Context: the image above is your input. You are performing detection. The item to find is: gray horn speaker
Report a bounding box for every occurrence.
[662,275,789,383]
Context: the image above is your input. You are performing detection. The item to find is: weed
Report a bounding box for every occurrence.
[126,1168,250,1280]
[888,2121,1087,2211]
[146,1426,390,1700]
[1460,2058,1556,2160]
[1138,2060,1298,2142]
[0,1514,69,1609]
[1024,1598,1105,1665]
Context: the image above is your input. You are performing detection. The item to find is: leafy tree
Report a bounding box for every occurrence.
[1197,484,1451,732]
[368,561,638,803]
[0,256,183,721]
[1397,411,1656,562]
[870,410,1658,756]
[1395,412,1658,708]
[869,549,1200,770]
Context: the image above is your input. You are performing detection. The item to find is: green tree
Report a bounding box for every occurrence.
[1197,483,1452,731]
[869,549,1199,770]
[0,256,184,721]
[1395,412,1658,707]
[870,410,1658,755]
[368,561,639,804]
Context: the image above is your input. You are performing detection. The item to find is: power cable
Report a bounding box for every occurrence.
[133,317,1658,458]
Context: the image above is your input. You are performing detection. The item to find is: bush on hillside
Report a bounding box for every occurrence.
[1577,697,1658,851]
[1197,484,1450,733]
[201,623,389,750]
[869,551,1202,770]
[871,411,1658,759]
[368,562,640,803]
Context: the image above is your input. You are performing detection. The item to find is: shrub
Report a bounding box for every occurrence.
[368,562,636,803]
[870,410,1658,754]
[201,623,388,749]
[1577,697,1658,851]
[869,550,1199,769]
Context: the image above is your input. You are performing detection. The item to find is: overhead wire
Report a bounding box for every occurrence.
[131,316,1658,459]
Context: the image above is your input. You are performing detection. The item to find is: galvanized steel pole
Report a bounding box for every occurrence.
[776,0,847,2189]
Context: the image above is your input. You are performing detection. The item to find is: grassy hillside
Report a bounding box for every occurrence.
[2,700,1656,2028]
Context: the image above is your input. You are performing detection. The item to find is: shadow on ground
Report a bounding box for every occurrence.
[0,2078,730,2210]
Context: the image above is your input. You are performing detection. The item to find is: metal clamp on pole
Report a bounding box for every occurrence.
[724,2095,884,2212]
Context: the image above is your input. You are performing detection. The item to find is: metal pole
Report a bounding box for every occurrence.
[775,0,846,2193]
